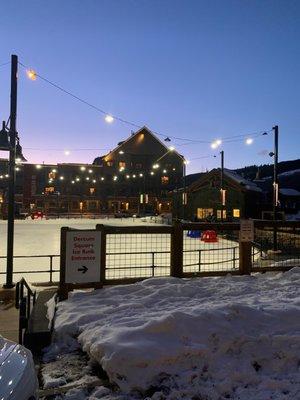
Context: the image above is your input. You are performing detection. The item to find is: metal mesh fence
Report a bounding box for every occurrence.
[253,224,300,270]
[183,228,240,273]
[105,232,171,279]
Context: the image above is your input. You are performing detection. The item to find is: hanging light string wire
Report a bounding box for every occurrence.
[18,60,271,146]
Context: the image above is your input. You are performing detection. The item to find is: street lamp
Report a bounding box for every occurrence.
[2,55,27,289]
[220,150,226,222]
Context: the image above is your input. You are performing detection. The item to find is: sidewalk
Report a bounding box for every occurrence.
[0,300,19,342]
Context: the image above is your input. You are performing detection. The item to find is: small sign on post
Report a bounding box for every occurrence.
[240,219,254,242]
[239,219,254,275]
[65,231,101,284]
[59,227,103,299]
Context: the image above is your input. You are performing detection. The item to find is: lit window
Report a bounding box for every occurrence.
[90,188,95,195]
[216,210,226,219]
[45,187,55,194]
[107,161,113,167]
[119,161,126,168]
[48,172,56,179]
[233,209,240,218]
[161,176,169,185]
[197,208,214,220]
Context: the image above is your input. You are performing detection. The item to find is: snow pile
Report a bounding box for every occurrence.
[47,270,300,399]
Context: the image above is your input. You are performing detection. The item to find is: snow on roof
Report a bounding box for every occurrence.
[224,169,262,192]
[279,188,300,196]
[278,169,300,177]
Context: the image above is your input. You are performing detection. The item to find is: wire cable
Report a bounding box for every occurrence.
[18,60,270,146]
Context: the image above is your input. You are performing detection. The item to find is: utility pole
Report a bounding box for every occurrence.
[273,125,279,250]
[4,55,18,288]
[220,150,224,222]
[182,160,186,220]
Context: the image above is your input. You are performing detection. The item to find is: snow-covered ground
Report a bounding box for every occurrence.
[0,218,241,283]
[44,269,300,399]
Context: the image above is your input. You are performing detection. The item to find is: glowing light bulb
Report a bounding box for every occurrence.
[105,115,114,123]
[64,150,70,156]
[169,146,175,151]
[80,166,86,171]
[26,69,37,81]
[246,138,253,145]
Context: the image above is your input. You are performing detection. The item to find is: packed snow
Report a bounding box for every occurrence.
[45,269,300,399]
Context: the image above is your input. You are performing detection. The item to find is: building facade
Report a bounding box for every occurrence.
[173,168,263,221]
[0,127,184,217]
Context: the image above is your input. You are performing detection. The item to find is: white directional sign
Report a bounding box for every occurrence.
[240,219,254,242]
[65,231,101,284]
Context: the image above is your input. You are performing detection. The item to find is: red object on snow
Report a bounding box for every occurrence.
[31,211,44,220]
[201,230,218,243]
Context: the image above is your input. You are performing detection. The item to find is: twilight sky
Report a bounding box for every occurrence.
[0,0,299,174]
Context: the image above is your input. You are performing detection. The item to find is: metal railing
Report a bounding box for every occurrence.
[183,246,239,271]
[0,255,60,283]
[15,278,36,344]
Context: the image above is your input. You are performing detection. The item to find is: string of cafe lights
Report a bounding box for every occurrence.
[17,60,271,149]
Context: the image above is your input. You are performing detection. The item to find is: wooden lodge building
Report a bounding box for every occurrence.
[0,127,185,217]
[173,168,263,221]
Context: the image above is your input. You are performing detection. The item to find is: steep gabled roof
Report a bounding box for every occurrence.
[188,168,262,193]
[96,126,184,162]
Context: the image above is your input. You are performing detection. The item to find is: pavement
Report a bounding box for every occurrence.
[0,300,19,342]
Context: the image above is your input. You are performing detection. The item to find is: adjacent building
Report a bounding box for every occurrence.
[173,168,263,221]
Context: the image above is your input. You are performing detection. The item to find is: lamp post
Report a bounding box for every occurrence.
[3,55,18,288]
[1,55,26,288]
[271,125,279,250]
[220,150,226,222]
[182,160,187,220]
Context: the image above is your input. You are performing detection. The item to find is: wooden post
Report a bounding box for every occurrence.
[96,224,106,285]
[58,227,69,300]
[239,241,252,275]
[171,222,183,278]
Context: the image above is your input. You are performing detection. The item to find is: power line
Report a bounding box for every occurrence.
[24,147,110,151]
[0,61,10,68]
[18,60,270,146]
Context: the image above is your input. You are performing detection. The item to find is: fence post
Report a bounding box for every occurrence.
[49,255,53,284]
[96,224,106,285]
[239,241,252,275]
[171,222,183,278]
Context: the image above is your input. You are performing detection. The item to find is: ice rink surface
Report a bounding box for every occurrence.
[0,218,240,283]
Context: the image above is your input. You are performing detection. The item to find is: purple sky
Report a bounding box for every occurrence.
[0,0,299,174]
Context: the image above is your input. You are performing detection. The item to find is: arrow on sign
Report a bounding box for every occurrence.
[78,266,88,274]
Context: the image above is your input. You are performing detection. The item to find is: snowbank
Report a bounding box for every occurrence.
[47,270,300,399]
